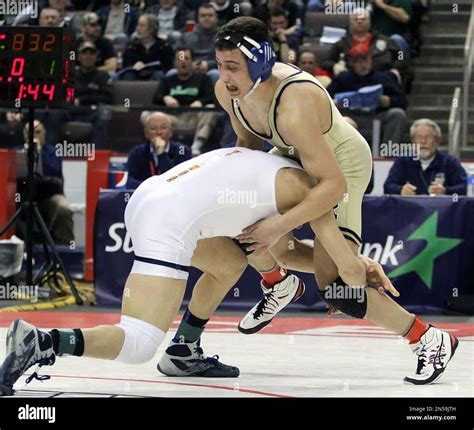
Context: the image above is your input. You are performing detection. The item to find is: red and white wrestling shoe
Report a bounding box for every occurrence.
[238,273,305,334]
[404,326,459,385]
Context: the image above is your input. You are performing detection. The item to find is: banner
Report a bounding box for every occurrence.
[94,191,474,313]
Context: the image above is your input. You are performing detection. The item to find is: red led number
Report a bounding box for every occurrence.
[18,84,55,101]
[18,84,39,100]
[27,84,40,100]
[18,84,26,100]
[11,58,25,76]
[43,84,55,101]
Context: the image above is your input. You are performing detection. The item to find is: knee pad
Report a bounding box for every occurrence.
[318,277,368,319]
[115,316,166,364]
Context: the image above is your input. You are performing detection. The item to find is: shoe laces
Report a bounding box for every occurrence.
[206,355,221,365]
[427,336,446,368]
[192,345,222,366]
[415,348,427,374]
[25,365,51,385]
[22,355,54,385]
[193,345,206,359]
[414,337,445,374]
[253,289,279,319]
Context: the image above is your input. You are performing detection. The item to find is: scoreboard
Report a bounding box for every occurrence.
[0,26,76,108]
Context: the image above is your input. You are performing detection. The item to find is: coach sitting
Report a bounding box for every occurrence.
[126,112,191,189]
[384,119,467,196]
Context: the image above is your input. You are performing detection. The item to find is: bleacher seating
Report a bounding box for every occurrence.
[61,121,93,145]
[111,81,160,107]
[105,110,145,152]
[303,12,349,37]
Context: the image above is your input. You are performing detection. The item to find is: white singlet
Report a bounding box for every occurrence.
[124,147,301,280]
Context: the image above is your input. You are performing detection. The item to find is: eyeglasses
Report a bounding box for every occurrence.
[150,125,171,131]
[413,135,436,142]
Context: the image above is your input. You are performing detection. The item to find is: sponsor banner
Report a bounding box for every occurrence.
[94,192,474,312]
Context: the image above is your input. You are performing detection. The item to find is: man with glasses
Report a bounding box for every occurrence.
[126,111,191,189]
[384,118,467,196]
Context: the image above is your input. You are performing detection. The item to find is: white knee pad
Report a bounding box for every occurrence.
[115,316,166,364]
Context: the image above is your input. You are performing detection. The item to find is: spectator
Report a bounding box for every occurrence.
[122,13,174,80]
[254,0,301,28]
[38,7,62,26]
[0,112,23,148]
[322,8,407,85]
[18,120,74,245]
[181,3,220,83]
[66,41,113,148]
[297,49,332,87]
[78,12,118,73]
[75,42,113,106]
[267,7,299,64]
[210,0,241,26]
[126,112,191,189]
[384,119,467,196]
[369,0,412,59]
[327,47,407,145]
[96,0,139,40]
[152,46,218,155]
[147,0,194,45]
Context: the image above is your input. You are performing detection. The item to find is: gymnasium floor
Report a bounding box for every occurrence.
[0,308,472,398]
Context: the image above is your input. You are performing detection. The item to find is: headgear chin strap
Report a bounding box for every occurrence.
[219,34,276,97]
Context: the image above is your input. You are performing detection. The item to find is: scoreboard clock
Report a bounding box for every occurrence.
[0,26,76,108]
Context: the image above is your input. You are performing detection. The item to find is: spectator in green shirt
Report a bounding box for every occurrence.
[370,0,412,59]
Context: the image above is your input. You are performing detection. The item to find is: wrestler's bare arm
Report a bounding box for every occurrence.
[271,82,347,235]
[215,79,264,151]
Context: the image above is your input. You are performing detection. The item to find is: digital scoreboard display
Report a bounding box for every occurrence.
[0,26,76,108]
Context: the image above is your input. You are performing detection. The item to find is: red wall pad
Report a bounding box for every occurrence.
[85,150,111,281]
[0,149,17,239]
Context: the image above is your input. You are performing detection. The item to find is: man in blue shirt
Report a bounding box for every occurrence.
[126,112,191,189]
[384,118,467,196]
[327,46,407,146]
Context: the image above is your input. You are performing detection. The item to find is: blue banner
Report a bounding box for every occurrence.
[94,191,474,313]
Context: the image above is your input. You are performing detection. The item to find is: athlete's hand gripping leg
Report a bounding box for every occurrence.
[310,211,366,288]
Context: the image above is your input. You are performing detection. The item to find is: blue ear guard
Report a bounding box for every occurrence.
[219,34,276,85]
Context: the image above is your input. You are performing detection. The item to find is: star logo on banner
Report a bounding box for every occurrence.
[387,212,463,289]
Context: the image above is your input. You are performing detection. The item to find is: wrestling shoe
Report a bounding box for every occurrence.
[238,273,305,334]
[0,319,55,396]
[157,338,239,377]
[404,326,459,385]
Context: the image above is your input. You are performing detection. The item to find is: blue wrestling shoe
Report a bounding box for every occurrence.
[0,319,55,396]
